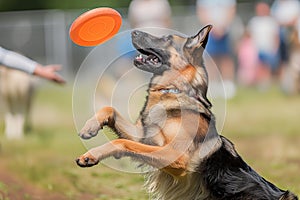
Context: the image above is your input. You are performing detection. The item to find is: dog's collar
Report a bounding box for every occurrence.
[153,87,211,109]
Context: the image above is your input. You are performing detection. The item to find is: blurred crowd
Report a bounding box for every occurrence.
[196,0,300,98]
[127,0,300,99]
[237,0,300,95]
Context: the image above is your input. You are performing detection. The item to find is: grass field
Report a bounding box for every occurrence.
[0,84,299,199]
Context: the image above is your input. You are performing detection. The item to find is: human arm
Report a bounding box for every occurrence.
[0,46,65,84]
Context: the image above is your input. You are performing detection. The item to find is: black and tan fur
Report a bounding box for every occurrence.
[76,25,298,200]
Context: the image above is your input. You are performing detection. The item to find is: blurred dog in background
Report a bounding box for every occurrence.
[281,27,300,94]
[0,66,35,139]
[288,28,300,93]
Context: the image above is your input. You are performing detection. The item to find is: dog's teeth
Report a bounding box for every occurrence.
[136,54,144,62]
[150,57,159,64]
[136,54,143,59]
[136,53,159,65]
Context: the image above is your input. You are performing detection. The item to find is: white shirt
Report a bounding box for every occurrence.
[271,0,300,25]
[196,0,236,29]
[128,0,171,28]
[248,16,279,53]
[0,46,37,74]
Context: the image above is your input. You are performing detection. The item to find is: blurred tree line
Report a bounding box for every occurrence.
[0,0,197,12]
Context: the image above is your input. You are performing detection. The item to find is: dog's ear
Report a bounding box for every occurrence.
[184,25,212,67]
[185,25,212,49]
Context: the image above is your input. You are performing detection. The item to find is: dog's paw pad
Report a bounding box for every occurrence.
[76,154,99,167]
[78,131,98,140]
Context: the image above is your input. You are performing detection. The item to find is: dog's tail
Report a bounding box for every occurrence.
[280,191,298,200]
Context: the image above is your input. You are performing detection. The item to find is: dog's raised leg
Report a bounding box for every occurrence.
[76,139,188,177]
[79,106,143,141]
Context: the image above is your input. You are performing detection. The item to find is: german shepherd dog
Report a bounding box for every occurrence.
[76,25,298,200]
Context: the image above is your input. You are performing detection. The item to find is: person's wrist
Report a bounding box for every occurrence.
[33,64,43,76]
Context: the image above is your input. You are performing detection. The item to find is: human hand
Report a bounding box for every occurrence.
[33,64,66,84]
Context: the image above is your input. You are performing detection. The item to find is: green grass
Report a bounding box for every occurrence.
[0,85,148,199]
[224,87,300,137]
[0,85,299,199]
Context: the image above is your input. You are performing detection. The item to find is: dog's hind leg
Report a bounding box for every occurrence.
[79,107,143,141]
[76,139,188,177]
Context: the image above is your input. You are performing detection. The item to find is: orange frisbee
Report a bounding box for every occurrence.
[69,7,122,47]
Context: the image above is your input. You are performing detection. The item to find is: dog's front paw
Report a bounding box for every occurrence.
[78,116,103,139]
[76,152,99,167]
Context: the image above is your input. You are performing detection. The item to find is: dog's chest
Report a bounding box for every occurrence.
[142,90,182,121]
[141,99,182,145]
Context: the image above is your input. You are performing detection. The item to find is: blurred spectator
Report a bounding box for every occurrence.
[248,2,280,90]
[237,30,259,86]
[286,25,300,94]
[196,0,237,99]
[271,0,300,94]
[0,46,65,84]
[271,0,300,67]
[128,0,171,29]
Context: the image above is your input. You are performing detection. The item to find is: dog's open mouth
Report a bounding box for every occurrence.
[134,48,162,68]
